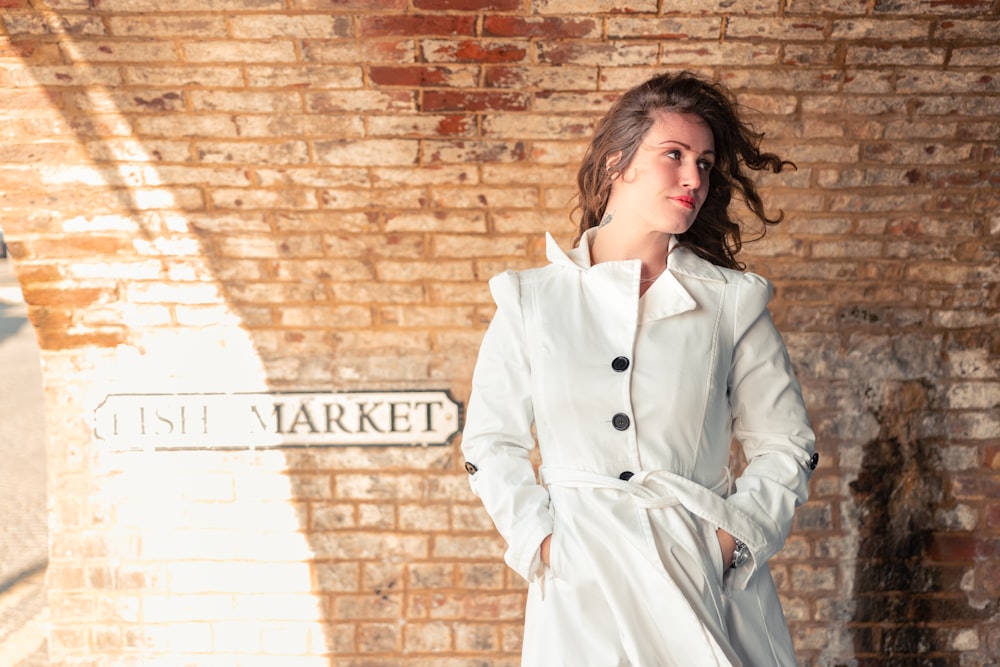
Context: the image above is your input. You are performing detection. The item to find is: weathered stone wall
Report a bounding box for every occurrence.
[0,1,997,665]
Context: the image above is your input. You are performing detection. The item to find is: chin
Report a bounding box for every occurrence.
[662,220,695,236]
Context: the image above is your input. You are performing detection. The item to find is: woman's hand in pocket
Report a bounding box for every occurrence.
[540,534,553,566]
[716,528,736,570]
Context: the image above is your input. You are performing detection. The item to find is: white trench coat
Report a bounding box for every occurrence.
[462,229,817,666]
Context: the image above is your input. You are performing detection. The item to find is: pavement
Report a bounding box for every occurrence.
[0,256,48,665]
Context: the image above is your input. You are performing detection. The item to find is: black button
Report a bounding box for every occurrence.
[619,471,634,481]
[611,356,630,372]
[464,461,478,475]
[809,452,819,470]
[611,413,630,431]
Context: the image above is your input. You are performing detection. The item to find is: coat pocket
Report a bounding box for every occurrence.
[704,517,726,583]
[546,523,561,580]
[545,501,566,581]
[682,508,725,584]
[650,505,726,587]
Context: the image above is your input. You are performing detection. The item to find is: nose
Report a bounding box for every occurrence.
[680,161,702,190]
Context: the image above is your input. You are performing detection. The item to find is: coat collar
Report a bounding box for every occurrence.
[545,228,725,282]
[545,228,725,322]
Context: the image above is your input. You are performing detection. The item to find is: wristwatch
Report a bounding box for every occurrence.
[731,538,750,569]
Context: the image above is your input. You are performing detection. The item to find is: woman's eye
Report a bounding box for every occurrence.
[665,150,712,172]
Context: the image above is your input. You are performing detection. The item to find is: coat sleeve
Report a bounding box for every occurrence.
[461,270,553,582]
[724,272,817,590]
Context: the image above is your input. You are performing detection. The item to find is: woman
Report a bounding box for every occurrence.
[461,71,818,666]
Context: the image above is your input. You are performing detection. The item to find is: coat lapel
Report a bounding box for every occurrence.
[545,232,640,327]
[638,266,697,323]
[641,241,725,323]
[545,231,588,270]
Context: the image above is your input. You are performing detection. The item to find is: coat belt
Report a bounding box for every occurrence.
[539,466,731,508]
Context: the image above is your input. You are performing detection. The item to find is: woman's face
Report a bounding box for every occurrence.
[607,110,715,236]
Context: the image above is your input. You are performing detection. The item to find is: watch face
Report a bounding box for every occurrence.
[732,543,750,568]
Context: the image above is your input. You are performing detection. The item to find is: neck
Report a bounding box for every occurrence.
[589,226,672,279]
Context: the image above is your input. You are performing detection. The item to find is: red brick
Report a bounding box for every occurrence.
[368,65,475,87]
[37,328,127,350]
[928,533,978,562]
[980,561,1000,597]
[359,15,476,37]
[0,89,63,112]
[435,115,474,136]
[23,236,135,259]
[482,16,599,38]
[482,64,600,90]
[977,536,1000,559]
[423,140,527,164]
[301,38,414,64]
[537,41,660,66]
[421,90,529,112]
[986,445,1000,469]
[956,473,1000,499]
[27,305,72,329]
[482,66,529,88]
[0,38,41,58]
[306,89,415,113]
[8,262,64,282]
[292,0,405,8]
[21,286,112,308]
[416,0,519,7]
[872,0,992,14]
[422,39,529,63]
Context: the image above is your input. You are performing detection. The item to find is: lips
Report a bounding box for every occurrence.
[671,196,695,209]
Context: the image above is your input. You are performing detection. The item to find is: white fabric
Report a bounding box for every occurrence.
[462,229,816,666]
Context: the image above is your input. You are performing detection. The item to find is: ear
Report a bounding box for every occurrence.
[605,151,623,176]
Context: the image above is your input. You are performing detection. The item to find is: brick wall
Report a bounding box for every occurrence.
[1,1,997,665]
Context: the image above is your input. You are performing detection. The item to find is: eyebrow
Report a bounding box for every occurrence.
[657,139,715,155]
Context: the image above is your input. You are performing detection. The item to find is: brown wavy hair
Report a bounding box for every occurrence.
[573,71,794,270]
